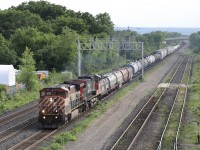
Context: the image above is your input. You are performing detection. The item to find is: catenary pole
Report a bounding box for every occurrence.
[141,42,144,81]
[77,37,81,76]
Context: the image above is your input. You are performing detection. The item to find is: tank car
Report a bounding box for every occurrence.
[173,45,180,51]
[135,61,142,71]
[103,73,117,92]
[114,67,132,83]
[153,53,160,61]
[124,62,139,74]
[103,71,123,92]
[144,57,151,67]
[149,55,156,64]
[99,76,110,97]
[156,48,167,59]
[143,58,149,68]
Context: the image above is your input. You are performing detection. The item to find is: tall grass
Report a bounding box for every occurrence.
[0,90,39,113]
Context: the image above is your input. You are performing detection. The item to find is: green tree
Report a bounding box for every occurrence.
[17,47,40,91]
[77,12,97,34]
[190,32,200,53]
[0,85,8,102]
[95,13,114,35]
[0,34,16,64]
[14,1,66,20]
[53,15,88,35]
[150,31,165,49]
[10,27,77,71]
[10,27,41,56]
[0,9,44,39]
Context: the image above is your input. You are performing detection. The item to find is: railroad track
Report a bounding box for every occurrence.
[0,117,37,143]
[111,56,189,150]
[157,57,193,150]
[0,103,39,149]
[0,103,38,126]
[8,129,57,150]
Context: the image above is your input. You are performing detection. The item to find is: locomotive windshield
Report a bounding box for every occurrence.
[40,89,67,98]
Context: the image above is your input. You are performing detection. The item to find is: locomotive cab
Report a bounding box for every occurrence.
[38,87,70,128]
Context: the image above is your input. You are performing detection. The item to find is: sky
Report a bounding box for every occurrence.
[1,0,200,28]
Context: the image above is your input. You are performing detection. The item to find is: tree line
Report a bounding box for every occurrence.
[0,0,175,75]
[189,31,200,53]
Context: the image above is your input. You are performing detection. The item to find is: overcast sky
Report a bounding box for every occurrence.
[1,0,200,28]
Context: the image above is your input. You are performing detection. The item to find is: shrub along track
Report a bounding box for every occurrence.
[110,56,190,150]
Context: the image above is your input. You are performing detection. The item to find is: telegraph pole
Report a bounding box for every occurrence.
[77,37,81,76]
[141,42,144,81]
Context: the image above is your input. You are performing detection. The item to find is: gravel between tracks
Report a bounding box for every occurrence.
[64,52,182,150]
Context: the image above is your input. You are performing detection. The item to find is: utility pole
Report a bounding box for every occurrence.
[77,37,81,76]
[141,42,144,81]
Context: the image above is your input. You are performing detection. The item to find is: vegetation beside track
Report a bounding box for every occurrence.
[179,54,200,149]
[0,89,38,113]
[0,70,73,114]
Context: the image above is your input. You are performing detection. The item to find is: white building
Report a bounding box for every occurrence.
[0,65,16,95]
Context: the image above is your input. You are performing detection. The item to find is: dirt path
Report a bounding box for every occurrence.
[64,52,181,150]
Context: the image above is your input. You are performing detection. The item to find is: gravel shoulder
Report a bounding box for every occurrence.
[64,52,181,150]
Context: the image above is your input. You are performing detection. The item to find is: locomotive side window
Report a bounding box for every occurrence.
[55,91,66,97]
[41,91,45,97]
[47,92,51,96]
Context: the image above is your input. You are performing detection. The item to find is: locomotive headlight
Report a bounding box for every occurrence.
[42,110,45,113]
[43,116,46,119]
[55,116,58,119]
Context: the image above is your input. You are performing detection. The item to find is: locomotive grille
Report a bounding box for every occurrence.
[39,96,65,114]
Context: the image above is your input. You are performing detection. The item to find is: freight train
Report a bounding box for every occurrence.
[38,45,180,128]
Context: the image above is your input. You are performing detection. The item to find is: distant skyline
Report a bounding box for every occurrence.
[1,0,200,28]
